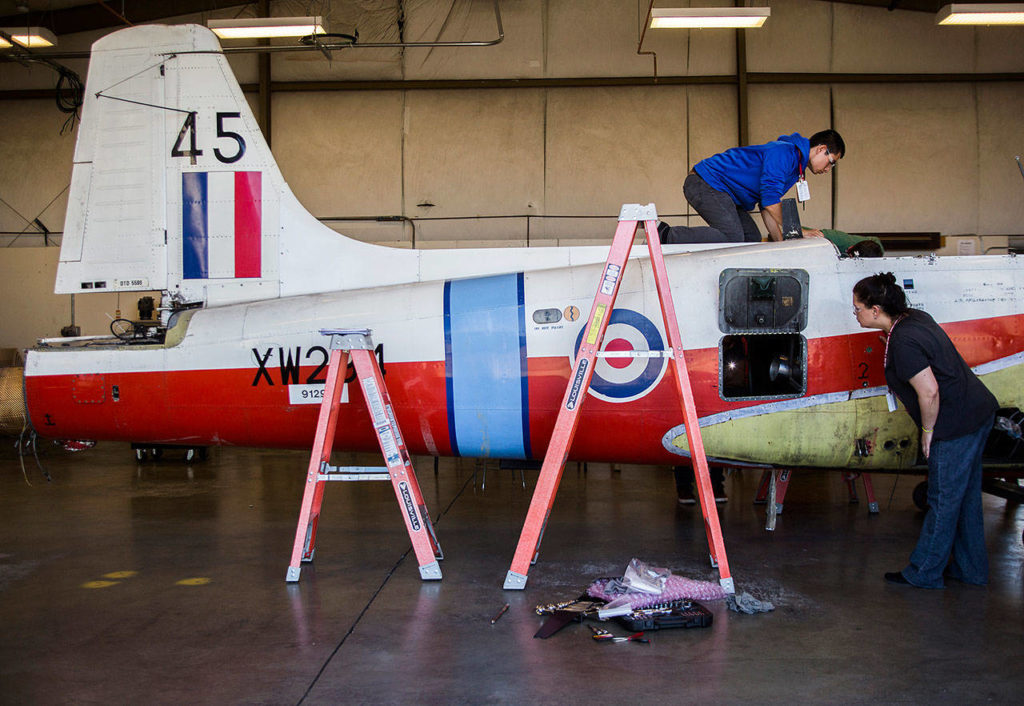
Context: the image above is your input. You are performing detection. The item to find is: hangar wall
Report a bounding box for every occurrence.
[0,0,1022,348]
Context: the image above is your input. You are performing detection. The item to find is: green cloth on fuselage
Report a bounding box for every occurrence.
[821,229,884,256]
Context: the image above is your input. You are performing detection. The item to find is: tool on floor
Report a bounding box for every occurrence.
[534,596,603,638]
[286,328,443,583]
[535,587,714,639]
[491,603,510,624]
[615,600,713,631]
[589,625,649,643]
[503,203,734,595]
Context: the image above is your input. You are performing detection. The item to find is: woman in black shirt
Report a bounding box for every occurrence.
[853,272,997,588]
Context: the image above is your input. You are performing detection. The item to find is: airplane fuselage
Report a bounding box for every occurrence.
[21,25,1024,474]
[26,240,1024,470]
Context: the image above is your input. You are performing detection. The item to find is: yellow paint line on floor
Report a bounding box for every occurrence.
[103,571,138,579]
[175,577,211,586]
[81,580,119,589]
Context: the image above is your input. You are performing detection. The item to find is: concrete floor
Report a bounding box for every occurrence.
[1,441,1022,705]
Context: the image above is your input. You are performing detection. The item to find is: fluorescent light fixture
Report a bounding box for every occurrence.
[937,3,1024,24]
[0,26,58,47]
[208,16,325,40]
[650,7,771,29]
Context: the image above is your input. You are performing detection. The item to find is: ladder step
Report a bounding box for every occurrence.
[318,465,391,481]
[287,333,443,583]
[596,350,674,359]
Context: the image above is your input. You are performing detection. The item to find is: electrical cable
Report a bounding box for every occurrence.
[55,64,84,134]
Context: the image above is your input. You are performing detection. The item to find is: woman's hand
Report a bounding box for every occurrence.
[920,429,933,459]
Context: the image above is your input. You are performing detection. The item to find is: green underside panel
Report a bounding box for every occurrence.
[671,364,1022,470]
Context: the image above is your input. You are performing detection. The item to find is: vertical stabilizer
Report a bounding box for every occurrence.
[56,24,621,307]
[57,24,282,305]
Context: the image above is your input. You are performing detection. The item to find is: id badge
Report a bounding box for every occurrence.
[796,179,810,202]
[886,390,898,413]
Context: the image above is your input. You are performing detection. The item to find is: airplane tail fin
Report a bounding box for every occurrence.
[55,24,612,309]
[57,24,321,307]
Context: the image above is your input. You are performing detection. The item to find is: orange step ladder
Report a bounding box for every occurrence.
[503,204,734,593]
[286,329,443,583]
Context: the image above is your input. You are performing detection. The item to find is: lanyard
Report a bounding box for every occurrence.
[793,145,806,183]
[883,314,907,369]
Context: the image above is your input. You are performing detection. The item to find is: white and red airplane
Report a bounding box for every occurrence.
[17,25,1024,500]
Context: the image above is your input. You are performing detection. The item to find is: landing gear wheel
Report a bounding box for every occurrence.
[912,480,929,511]
[135,448,148,462]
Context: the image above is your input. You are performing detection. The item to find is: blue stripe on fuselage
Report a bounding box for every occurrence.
[182,172,208,279]
[443,273,530,459]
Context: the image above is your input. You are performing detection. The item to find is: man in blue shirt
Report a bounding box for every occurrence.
[660,129,845,243]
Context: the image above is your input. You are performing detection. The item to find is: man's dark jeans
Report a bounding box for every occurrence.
[661,172,762,244]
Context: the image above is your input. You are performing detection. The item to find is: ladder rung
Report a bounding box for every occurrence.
[319,327,371,336]
[596,350,674,359]
[319,465,391,481]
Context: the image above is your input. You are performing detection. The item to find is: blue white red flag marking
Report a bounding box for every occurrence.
[182,171,262,279]
[573,309,667,403]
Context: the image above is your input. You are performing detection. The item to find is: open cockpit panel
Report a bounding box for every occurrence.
[718,268,809,401]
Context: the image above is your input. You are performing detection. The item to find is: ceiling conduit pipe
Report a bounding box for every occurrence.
[220,0,504,55]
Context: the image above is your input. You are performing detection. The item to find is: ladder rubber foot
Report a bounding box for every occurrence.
[868,502,880,514]
[775,503,784,515]
[418,561,442,581]
[719,577,736,595]
[301,549,315,563]
[286,566,301,583]
[503,570,528,590]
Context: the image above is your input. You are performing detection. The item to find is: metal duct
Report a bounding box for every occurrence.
[0,367,27,436]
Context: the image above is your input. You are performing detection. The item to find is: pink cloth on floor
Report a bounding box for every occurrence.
[587,574,727,607]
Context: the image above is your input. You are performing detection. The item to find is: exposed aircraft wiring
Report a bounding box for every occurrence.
[886,473,901,510]
[16,424,32,486]
[15,427,50,486]
[297,467,478,705]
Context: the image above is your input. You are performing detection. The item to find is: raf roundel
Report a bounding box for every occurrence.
[572,309,667,403]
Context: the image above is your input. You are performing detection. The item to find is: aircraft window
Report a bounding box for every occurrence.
[720,333,806,400]
[718,268,808,333]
